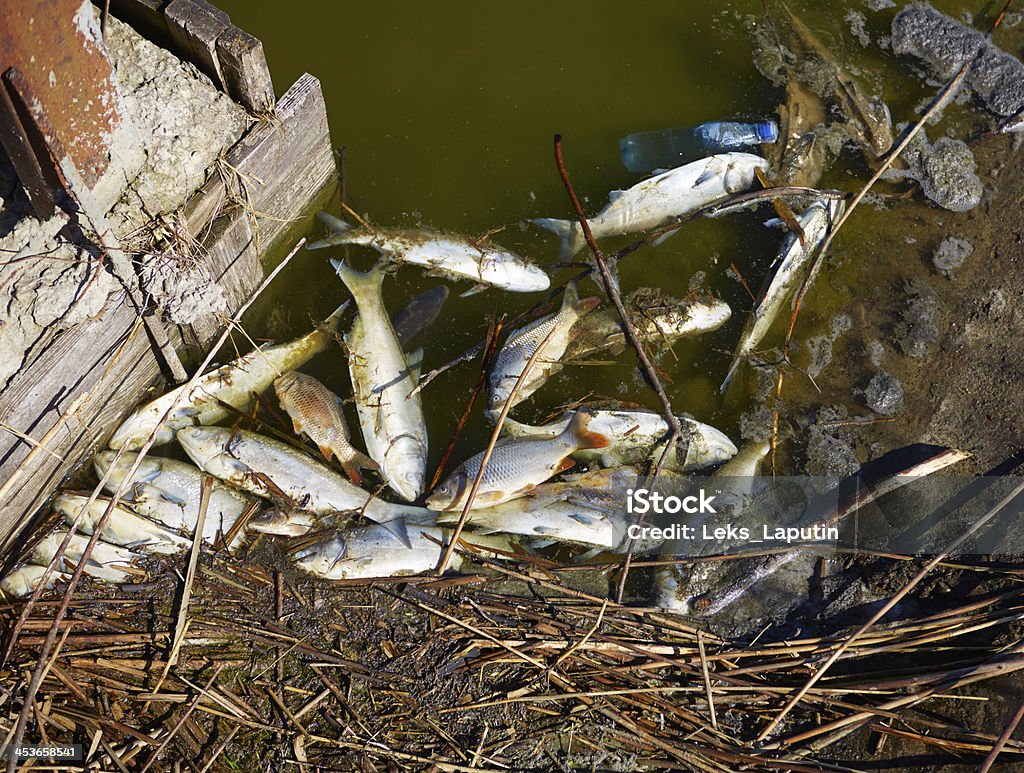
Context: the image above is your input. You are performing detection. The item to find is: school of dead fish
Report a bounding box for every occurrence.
[7,5,997,614]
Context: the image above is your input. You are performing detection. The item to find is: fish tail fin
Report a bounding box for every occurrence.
[532,218,584,260]
[562,281,601,316]
[331,259,387,305]
[323,299,352,332]
[567,410,611,450]
[318,211,352,233]
[307,213,354,250]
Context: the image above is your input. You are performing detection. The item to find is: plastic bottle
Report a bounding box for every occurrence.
[619,120,778,173]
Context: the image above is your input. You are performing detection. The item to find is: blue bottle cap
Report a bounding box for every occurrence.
[756,121,779,144]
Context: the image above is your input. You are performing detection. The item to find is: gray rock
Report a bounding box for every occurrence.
[933,236,974,278]
[895,279,942,358]
[892,4,1024,118]
[864,371,904,415]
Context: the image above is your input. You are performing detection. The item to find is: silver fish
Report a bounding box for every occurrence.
[438,492,625,549]
[247,507,318,537]
[109,302,348,450]
[292,521,511,580]
[721,198,844,391]
[54,493,192,554]
[393,285,450,347]
[94,451,255,546]
[425,410,611,511]
[175,427,434,541]
[0,565,71,598]
[533,153,769,259]
[501,409,737,473]
[28,529,142,584]
[333,261,428,501]
[486,282,598,418]
[274,371,378,484]
[310,214,550,293]
[565,291,731,361]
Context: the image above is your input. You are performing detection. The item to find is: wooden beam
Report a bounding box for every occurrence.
[0,74,337,549]
[164,0,230,89]
[216,25,275,113]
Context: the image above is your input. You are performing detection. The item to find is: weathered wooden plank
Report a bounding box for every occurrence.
[164,0,230,90]
[216,25,275,113]
[104,0,172,47]
[0,74,336,549]
[180,72,334,339]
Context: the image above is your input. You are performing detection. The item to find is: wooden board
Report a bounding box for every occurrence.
[103,0,276,113]
[0,74,336,550]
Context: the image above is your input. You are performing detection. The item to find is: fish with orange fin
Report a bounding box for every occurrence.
[274,371,378,484]
[425,410,611,511]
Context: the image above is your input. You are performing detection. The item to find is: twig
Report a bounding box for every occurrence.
[428,314,505,492]
[550,135,685,603]
[698,631,719,731]
[781,0,1013,359]
[168,476,212,667]
[978,695,1024,773]
[435,324,560,574]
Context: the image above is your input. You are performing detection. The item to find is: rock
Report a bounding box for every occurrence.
[895,279,942,358]
[864,371,904,415]
[806,406,860,479]
[892,4,1024,118]
[933,236,973,278]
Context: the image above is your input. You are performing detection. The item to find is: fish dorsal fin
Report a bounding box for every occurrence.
[608,189,626,202]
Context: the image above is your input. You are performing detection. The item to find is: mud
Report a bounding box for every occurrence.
[0,9,250,389]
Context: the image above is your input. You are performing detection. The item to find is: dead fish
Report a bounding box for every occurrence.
[565,291,731,361]
[532,153,769,259]
[0,564,71,598]
[175,427,434,545]
[274,371,378,484]
[292,521,513,580]
[309,214,550,294]
[53,493,192,554]
[247,506,318,537]
[27,529,141,585]
[438,490,625,550]
[721,198,843,391]
[655,440,770,613]
[94,451,255,547]
[486,282,599,419]
[501,409,737,473]
[425,410,611,511]
[109,302,349,450]
[393,285,450,347]
[333,260,427,501]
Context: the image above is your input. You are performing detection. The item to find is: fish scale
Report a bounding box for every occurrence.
[487,282,598,417]
[426,410,611,511]
[274,371,377,484]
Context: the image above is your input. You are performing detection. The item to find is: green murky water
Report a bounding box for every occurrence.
[211,0,1001,477]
